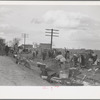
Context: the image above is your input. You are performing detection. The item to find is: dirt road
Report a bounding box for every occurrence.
[0,56,51,86]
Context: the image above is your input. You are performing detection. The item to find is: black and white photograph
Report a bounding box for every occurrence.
[0,1,100,87]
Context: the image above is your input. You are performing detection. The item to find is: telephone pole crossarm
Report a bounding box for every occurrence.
[45,28,59,50]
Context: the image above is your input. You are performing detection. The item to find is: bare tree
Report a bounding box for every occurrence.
[12,38,21,46]
[11,38,21,53]
[0,38,5,55]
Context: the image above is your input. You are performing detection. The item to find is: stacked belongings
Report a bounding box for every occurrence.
[75,74,100,86]
[49,69,69,84]
[69,67,100,86]
[37,62,48,79]
[37,62,57,81]
[74,74,90,86]
[66,67,84,86]
[37,61,84,85]
[49,67,84,86]
[69,67,81,79]
[37,56,86,86]
[37,62,67,83]
[47,51,69,84]
[15,55,31,69]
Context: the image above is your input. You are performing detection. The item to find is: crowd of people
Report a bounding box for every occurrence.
[2,43,99,70]
[39,48,100,70]
[70,50,99,68]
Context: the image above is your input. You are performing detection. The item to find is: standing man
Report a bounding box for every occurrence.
[42,50,47,61]
[5,45,9,56]
[55,51,66,69]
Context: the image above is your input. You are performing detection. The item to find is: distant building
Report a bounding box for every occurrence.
[39,43,51,51]
[20,44,33,50]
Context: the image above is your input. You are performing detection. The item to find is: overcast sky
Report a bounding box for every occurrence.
[0,5,100,49]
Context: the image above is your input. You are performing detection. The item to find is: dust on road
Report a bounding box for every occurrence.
[0,56,51,86]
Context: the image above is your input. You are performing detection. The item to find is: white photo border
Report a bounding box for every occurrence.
[0,1,100,99]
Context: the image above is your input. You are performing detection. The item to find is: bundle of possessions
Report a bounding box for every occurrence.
[37,60,100,86]
[14,53,31,69]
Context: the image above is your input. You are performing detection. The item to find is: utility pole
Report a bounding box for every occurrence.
[45,29,59,50]
[22,33,28,49]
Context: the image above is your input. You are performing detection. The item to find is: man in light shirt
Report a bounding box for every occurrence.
[55,51,66,69]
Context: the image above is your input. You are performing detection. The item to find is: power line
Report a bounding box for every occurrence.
[45,29,59,50]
